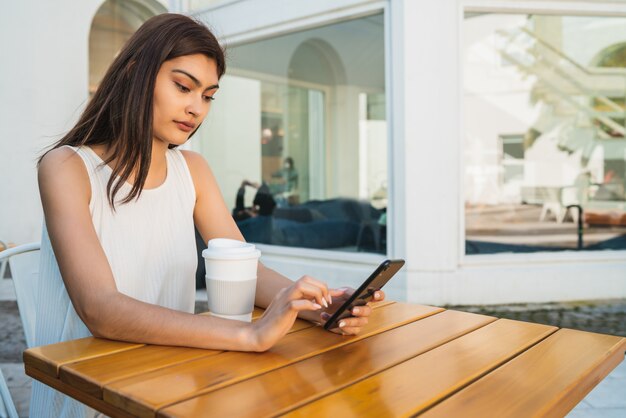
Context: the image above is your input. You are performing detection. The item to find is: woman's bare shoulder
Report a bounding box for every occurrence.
[179,150,225,205]
[38,146,91,201]
[180,149,210,169]
[39,146,83,172]
[180,149,215,181]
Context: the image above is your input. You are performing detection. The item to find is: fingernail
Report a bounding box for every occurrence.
[339,321,346,328]
[375,292,381,299]
[353,307,359,314]
[322,299,328,308]
[313,303,322,310]
[329,295,333,305]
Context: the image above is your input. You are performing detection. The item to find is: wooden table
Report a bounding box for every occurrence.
[24,301,626,417]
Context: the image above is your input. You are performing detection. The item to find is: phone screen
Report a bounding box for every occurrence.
[323,259,405,330]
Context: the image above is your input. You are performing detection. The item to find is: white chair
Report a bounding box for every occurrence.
[0,242,40,348]
[0,240,13,281]
[0,368,18,418]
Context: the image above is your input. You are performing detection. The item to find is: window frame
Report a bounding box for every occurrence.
[194,2,392,260]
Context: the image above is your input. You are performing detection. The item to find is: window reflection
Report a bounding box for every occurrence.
[464,13,626,254]
[196,14,387,253]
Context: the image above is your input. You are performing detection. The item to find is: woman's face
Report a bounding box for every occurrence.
[152,54,219,147]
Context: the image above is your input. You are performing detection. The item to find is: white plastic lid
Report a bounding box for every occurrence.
[202,238,261,260]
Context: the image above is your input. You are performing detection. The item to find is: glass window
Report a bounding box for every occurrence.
[89,0,165,93]
[464,13,626,255]
[195,13,387,253]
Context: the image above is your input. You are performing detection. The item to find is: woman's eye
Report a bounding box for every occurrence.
[203,96,215,102]
[175,82,190,93]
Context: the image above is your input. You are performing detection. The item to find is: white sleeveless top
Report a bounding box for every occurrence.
[30,145,198,418]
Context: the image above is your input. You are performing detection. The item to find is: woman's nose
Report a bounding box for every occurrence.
[185,96,204,117]
[186,103,199,117]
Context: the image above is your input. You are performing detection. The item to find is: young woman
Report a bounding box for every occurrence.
[34,13,384,417]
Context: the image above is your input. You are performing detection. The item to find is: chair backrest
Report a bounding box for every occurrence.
[0,243,40,348]
[0,368,18,418]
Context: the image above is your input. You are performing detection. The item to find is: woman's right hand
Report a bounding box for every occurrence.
[250,276,332,352]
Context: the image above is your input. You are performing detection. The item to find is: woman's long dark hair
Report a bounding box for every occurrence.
[40,13,226,208]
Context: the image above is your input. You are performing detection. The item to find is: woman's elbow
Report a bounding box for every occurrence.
[75,295,118,338]
[78,306,108,337]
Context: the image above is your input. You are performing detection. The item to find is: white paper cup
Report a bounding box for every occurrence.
[202,238,261,322]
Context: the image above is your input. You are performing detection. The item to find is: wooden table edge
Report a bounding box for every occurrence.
[56,316,322,400]
[544,335,626,418]
[25,364,135,418]
[58,348,227,400]
[23,341,146,378]
[23,302,452,418]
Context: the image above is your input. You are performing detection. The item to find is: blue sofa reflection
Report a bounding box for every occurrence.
[194,198,386,289]
[239,198,385,252]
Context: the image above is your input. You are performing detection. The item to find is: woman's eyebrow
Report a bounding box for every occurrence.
[171,69,219,91]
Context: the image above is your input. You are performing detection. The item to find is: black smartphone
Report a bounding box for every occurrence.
[323,259,405,330]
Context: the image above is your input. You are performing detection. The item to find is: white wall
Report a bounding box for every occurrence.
[0,0,103,245]
[0,0,172,246]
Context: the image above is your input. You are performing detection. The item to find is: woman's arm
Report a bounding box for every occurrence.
[39,147,264,351]
[182,151,312,307]
[183,151,384,336]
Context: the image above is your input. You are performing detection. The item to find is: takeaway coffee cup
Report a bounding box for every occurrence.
[202,238,261,322]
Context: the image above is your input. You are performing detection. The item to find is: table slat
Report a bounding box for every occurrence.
[24,337,143,378]
[420,329,626,418]
[58,317,314,399]
[158,309,496,418]
[23,307,269,379]
[286,318,556,417]
[59,346,221,399]
[103,303,442,418]
[25,365,136,418]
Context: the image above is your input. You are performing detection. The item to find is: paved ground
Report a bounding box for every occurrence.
[448,299,626,337]
[1,282,624,417]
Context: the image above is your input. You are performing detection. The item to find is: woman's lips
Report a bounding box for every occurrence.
[175,121,195,132]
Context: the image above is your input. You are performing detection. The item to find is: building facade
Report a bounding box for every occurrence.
[1,0,625,305]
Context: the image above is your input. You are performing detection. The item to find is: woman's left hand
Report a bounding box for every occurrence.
[313,287,386,335]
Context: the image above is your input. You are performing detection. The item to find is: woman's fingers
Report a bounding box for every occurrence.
[303,275,332,305]
[338,316,368,329]
[337,326,361,335]
[294,276,331,307]
[350,305,372,317]
[335,316,368,335]
[329,288,348,297]
[289,299,322,312]
[373,290,385,301]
